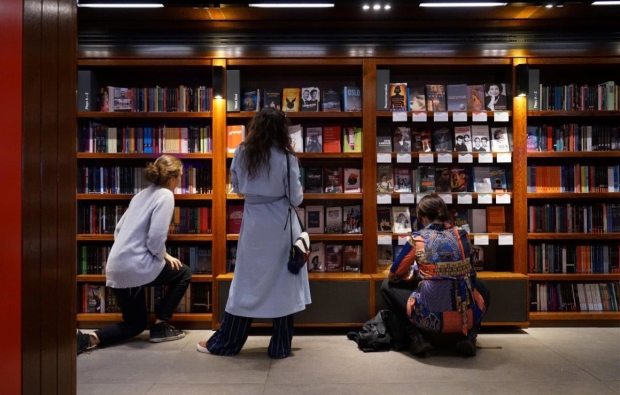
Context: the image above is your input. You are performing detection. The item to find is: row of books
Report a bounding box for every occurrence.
[306,243,362,273]
[377,125,512,154]
[528,203,620,233]
[300,167,361,194]
[536,81,617,111]
[78,165,213,195]
[236,86,361,113]
[386,83,509,112]
[288,125,362,153]
[79,123,213,154]
[100,86,213,113]
[530,282,620,313]
[376,164,509,194]
[526,165,620,193]
[526,125,619,152]
[528,243,620,274]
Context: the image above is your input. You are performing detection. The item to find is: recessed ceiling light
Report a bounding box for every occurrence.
[78,2,163,7]
[419,2,507,7]
[592,1,620,4]
[363,4,370,9]
[384,4,391,9]
[249,3,335,7]
[373,4,381,9]
[545,4,553,8]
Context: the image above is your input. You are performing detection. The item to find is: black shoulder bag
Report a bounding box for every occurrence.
[286,153,310,274]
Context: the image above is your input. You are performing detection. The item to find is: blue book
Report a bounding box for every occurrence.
[343,86,362,112]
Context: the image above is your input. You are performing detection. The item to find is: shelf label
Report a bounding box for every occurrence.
[377,153,392,163]
[498,234,514,245]
[458,153,473,163]
[478,152,493,163]
[377,194,392,204]
[399,193,415,204]
[398,235,409,246]
[496,193,511,204]
[457,193,473,204]
[434,112,449,122]
[419,153,434,163]
[474,234,489,245]
[439,193,453,204]
[477,193,493,204]
[392,111,407,122]
[396,153,412,163]
[412,112,427,122]
[417,193,428,203]
[437,153,453,163]
[494,111,509,122]
[452,112,467,122]
[378,235,392,245]
[497,152,512,163]
[472,111,488,122]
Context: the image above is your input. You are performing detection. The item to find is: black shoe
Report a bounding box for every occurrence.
[409,333,432,357]
[77,330,93,355]
[456,326,478,357]
[149,322,185,343]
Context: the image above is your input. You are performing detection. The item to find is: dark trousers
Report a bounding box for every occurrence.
[95,263,192,347]
[207,311,294,359]
[380,277,491,342]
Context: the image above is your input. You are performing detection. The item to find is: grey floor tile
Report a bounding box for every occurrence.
[77,382,153,395]
[608,381,620,394]
[548,346,620,381]
[78,349,179,384]
[145,383,265,395]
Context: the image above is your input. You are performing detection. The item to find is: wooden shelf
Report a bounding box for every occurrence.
[389,192,512,199]
[527,193,620,199]
[371,271,527,280]
[527,111,620,117]
[530,312,620,321]
[226,234,363,241]
[226,193,363,200]
[227,111,362,118]
[78,59,212,67]
[77,234,213,241]
[226,152,363,159]
[77,112,212,119]
[527,152,620,158]
[529,273,620,281]
[388,232,508,240]
[227,58,363,67]
[77,153,213,159]
[217,272,371,281]
[376,111,512,118]
[77,274,213,282]
[77,193,213,200]
[77,313,212,322]
[528,233,620,240]
[389,152,503,158]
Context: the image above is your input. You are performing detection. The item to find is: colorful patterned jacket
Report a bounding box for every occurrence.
[389,222,486,335]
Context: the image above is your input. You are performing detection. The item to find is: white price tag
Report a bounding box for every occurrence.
[458,153,473,163]
[457,193,473,204]
[377,194,392,204]
[398,235,409,246]
[377,153,392,163]
[474,234,490,245]
[392,111,407,122]
[439,193,453,204]
[494,111,509,122]
[399,193,415,204]
[396,153,412,163]
[419,153,434,163]
[378,235,392,245]
[498,234,514,245]
[497,152,512,163]
[477,193,493,204]
[452,112,467,122]
[472,111,488,122]
[434,111,449,122]
[478,152,493,163]
[416,193,428,203]
[437,153,453,163]
[496,194,511,204]
[412,112,427,122]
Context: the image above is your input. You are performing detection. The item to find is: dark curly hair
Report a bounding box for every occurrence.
[241,107,294,180]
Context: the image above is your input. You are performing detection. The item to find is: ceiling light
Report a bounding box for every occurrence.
[363,4,370,9]
[78,2,163,7]
[373,4,381,9]
[592,1,620,4]
[249,3,334,7]
[384,4,391,9]
[419,2,507,7]
[545,4,553,7]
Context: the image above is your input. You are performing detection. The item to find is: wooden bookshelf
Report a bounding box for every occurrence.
[77,234,213,242]
[389,233,509,240]
[527,152,620,158]
[389,152,503,159]
[77,274,213,282]
[529,312,620,321]
[528,233,620,240]
[77,153,214,159]
[527,193,620,199]
[529,273,620,281]
[226,193,363,200]
[77,112,212,119]
[77,194,213,201]
[227,111,362,118]
[217,272,371,281]
[389,192,512,200]
[226,152,363,159]
[527,111,620,117]
[225,234,363,241]
[77,313,212,322]
[376,111,513,118]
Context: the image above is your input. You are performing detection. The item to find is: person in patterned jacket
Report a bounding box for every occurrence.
[381,194,490,357]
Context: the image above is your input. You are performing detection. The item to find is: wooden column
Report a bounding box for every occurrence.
[512,58,528,276]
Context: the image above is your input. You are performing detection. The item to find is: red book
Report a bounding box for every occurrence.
[227,204,244,234]
[322,126,341,152]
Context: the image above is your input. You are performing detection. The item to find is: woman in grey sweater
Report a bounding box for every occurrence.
[77,154,192,354]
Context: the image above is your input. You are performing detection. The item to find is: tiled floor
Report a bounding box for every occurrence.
[77,327,620,395]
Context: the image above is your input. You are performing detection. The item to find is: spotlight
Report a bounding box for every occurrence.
[384,4,391,9]
[373,4,381,9]
[363,4,370,9]
[545,4,553,8]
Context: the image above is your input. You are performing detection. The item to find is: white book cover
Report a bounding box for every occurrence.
[491,127,510,152]
[392,206,412,234]
[325,206,343,234]
[305,205,324,234]
[342,205,362,234]
[473,167,493,193]
[394,167,412,193]
[288,124,304,153]
[344,168,361,193]
[454,126,472,152]
[308,242,325,272]
[471,125,491,153]
[304,127,323,153]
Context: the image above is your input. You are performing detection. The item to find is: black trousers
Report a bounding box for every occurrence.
[207,311,295,359]
[95,263,192,346]
[380,277,491,342]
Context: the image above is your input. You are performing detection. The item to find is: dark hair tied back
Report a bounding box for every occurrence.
[416,194,449,222]
[144,154,183,187]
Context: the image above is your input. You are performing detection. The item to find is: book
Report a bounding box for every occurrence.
[343,205,362,234]
[342,245,362,272]
[227,243,237,272]
[394,167,412,193]
[452,206,470,232]
[420,128,433,152]
[282,88,301,112]
[322,88,341,112]
[446,84,468,111]
[226,125,246,153]
[304,127,323,153]
[467,84,485,112]
[242,89,259,111]
[300,87,320,112]
[324,167,343,193]
[376,164,394,193]
[526,126,539,152]
[195,247,212,274]
[450,166,470,192]
[226,70,240,112]
[344,168,361,193]
[408,86,426,112]
[454,126,472,152]
[377,207,393,233]
[77,70,99,112]
[389,82,408,111]
[304,167,323,193]
[473,166,493,193]
[527,69,540,111]
[432,127,453,152]
[305,205,325,234]
[426,84,446,111]
[377,245,394,269]
[411,127,425,152]
[288,124,304,153]
[484,83,508,111]
[263,89,282,110]
[227,204,244,234]
[486,206,506,232]
[325,206,343,234]
[417,165,436,193]
[491,127,510,152]
[392,206,412,234]
[322,126,341,152]
[325,244,343,272]
[376,125,392,152]
[469,209,487,233]
[308,243,325,272]
[490,166,507,191]
[85,285,105,313]
[393,126,411,153]
[471,242,496,271]
[343,86,362,111]
[376,69,390,110]
[112,87,132,112]
[471,125,491,152]
[435,167,452,193]
[342,127,362,152]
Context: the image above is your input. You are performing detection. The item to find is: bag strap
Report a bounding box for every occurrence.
[285,152,305,233]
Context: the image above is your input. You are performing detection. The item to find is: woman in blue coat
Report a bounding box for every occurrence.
[197,108,311,359]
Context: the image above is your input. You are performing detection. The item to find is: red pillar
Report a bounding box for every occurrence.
[0,0,23,393]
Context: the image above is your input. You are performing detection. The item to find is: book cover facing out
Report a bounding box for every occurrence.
[226,70,240,112]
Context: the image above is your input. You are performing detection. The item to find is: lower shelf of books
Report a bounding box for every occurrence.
[371,271,527,280]
[530,312,620,321]
[77,313,212,322]
[77,274,213,282]
[217,272,371,281]
[529,274,620,281]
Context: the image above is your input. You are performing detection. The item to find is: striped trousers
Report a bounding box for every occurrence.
[206,312,294,359]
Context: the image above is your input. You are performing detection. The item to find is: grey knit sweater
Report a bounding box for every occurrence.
[105,185,174,288]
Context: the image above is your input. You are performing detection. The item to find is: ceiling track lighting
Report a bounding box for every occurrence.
[362,2,391,10]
